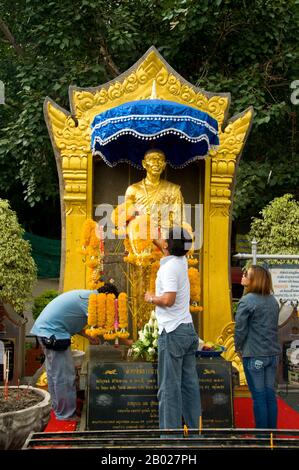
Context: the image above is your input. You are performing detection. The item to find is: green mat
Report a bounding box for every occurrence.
[24,232,61,278]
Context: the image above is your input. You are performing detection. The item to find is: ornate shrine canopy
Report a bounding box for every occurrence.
[91,99,219,168]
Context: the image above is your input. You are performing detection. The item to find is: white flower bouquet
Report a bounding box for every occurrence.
[129,311,159,361]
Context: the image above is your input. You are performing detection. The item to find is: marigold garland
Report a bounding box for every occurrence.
[187,256,198,267]
[87,293,98,327]
[80,219,104,289]
[190,305,203,313]
[97,293,106,330]
[118,293,128,329]
[117,292,130,339]
[188,267,201,302]
[85,292,129,341]
[106,293,116,328]
[80,219,96,255]
[149,261,160,293]
[103,294,117,340]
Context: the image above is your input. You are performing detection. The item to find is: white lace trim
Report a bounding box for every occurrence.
[92,113,218,136]
[92,128,217,147]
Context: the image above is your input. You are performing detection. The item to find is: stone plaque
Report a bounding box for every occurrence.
[197,357,233,428]
[87,356,233,430]
[87,361,158,430]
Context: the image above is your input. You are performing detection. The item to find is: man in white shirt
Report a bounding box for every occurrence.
[145,227,201,432]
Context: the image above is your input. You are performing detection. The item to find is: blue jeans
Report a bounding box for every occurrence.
[158,323,201,430]
[243,355,279,429]
[39,339,77,419]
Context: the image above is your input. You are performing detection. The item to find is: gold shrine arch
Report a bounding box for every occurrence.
[44,46,253,378]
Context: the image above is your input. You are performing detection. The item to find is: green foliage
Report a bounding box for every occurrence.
[32,289,58,320]
[233,157,299,221]
[0,199,37,312]
[249,194,299,263]
[232,301,239,316]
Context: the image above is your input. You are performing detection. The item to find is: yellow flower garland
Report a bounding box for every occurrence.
[188,267,201,302]
[117,293,130,339]
[80,219,96,255]
[86,292,129,341]
[118,293,128,329]
[87,293,98,327]
[80,218,104,289]
[190,305,203,313]
[97,293,106,329]
[187,256,198,267]
[149,261,160,293]
[106,293,115,330]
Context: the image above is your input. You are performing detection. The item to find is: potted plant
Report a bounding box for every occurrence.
[0,200,50,449]
[0,199,37,314]
[0,385,51,449]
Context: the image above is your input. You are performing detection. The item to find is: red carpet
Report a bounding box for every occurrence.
[234,397,299,429]
[44,410,77,432]
[44,398,299,432]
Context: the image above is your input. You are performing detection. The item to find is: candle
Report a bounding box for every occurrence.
[6,350,9,380]
[4,350,9,400]
[17,378,20,400]
[3,351,6,384]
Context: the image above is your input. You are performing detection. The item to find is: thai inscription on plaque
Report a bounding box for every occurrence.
[87,357,233,430]
[87,362,159,430]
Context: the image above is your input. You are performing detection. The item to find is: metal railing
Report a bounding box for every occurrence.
[233,238,299,264]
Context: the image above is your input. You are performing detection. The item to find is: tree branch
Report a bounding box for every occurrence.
[0,18,24,55]
[98,36,120,77]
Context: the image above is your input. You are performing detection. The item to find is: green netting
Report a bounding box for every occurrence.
[24,232,61,278]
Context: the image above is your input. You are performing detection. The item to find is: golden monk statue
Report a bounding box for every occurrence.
[125,148,185,239]
[119,148,187,337]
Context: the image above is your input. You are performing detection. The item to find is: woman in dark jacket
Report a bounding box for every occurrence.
[234,265,280,429]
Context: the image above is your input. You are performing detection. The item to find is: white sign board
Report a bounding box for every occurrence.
[269,265,299,303]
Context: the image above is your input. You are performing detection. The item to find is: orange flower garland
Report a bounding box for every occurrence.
[103,294,116,340]
[190,305,203,313]
[97,293,106,331]
[187,256,198,267]
[117,292,130,339]
[149,261,160,293]
[188,267,201,302]
[87,294,98,327]
[85,292,129,341]
[80,219,95,253]
[80,219,104,289]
